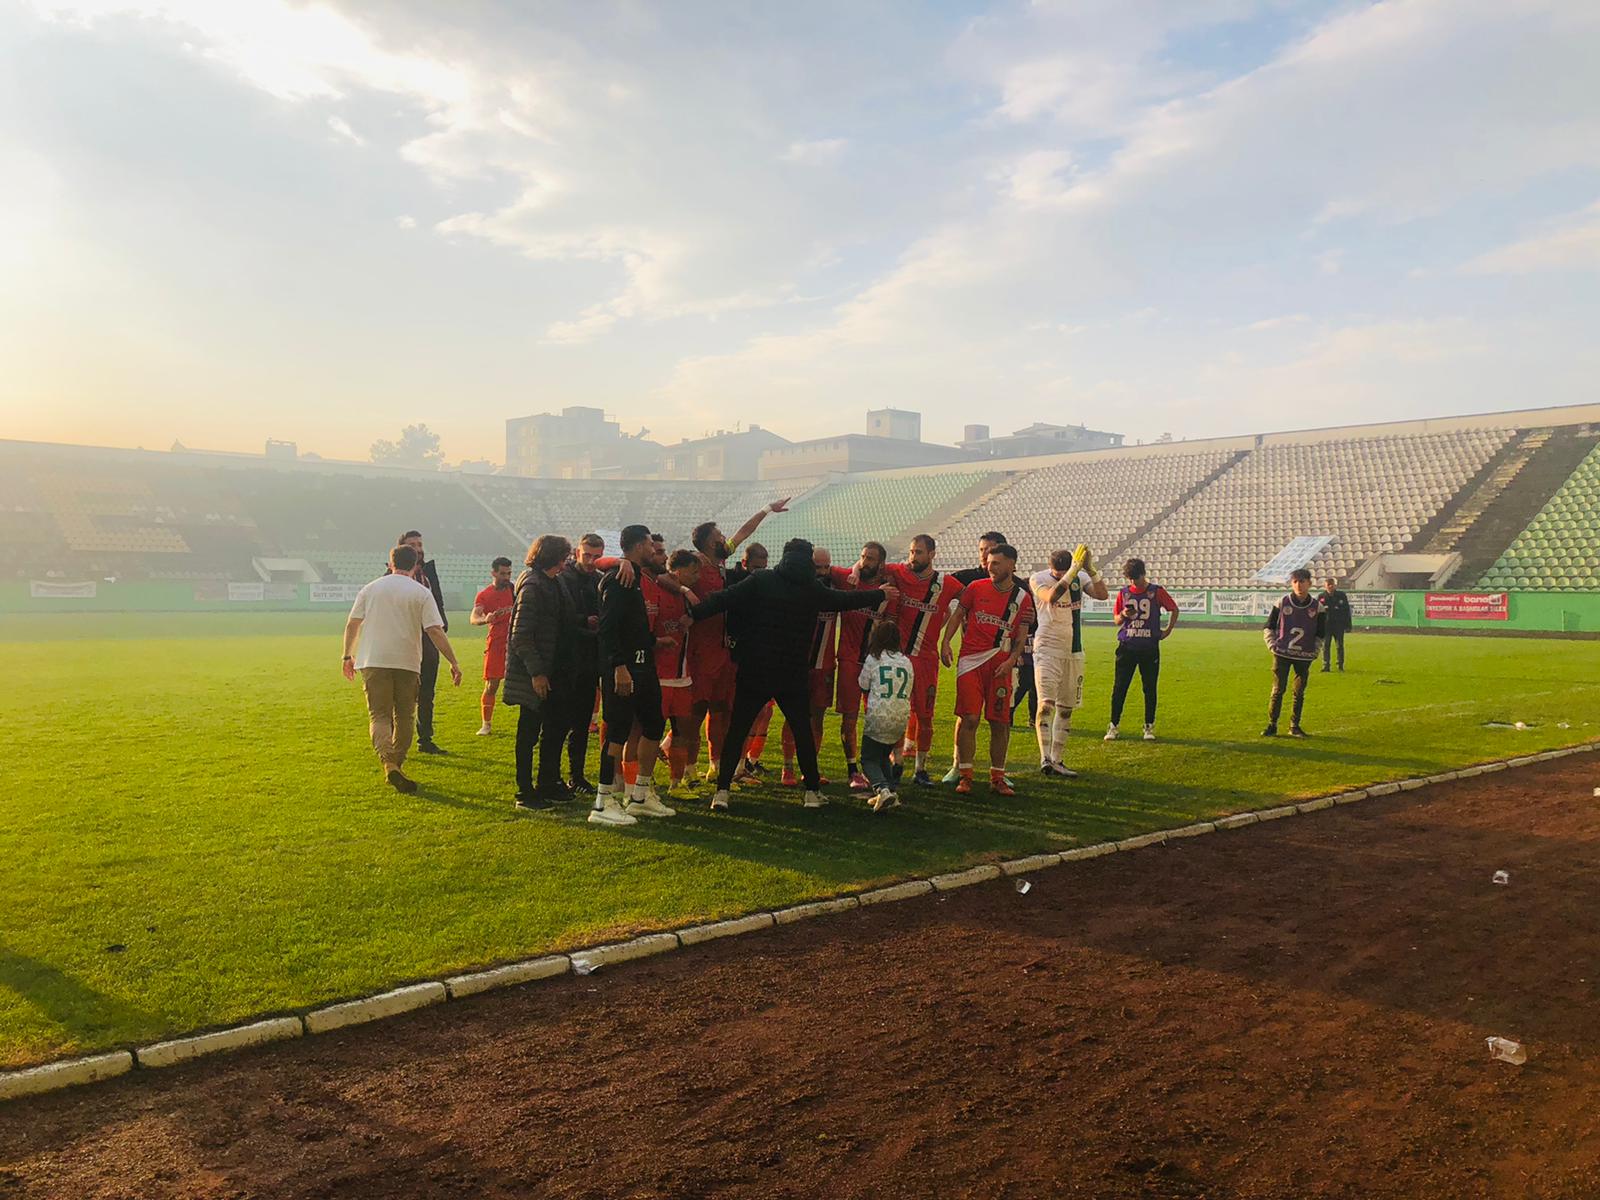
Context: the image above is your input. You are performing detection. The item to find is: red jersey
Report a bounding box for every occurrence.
[687,557,730,673]
[473,584,514,653]
[884,562,964,662]
[957,578,1034,658]
[831,565,883,664]
[649,576,693,686]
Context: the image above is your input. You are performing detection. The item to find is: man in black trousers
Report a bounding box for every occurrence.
[1321,576,1352,672]
[559,533,605,793]
[687,538,894,813]
[393,530,450,754]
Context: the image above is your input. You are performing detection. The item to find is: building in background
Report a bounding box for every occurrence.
[958,422,1124,458]
[504,406,663,478]
[866,408,921,441]
[760,410,981,480]
[654,425,790,481]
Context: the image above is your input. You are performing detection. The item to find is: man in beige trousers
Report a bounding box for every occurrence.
[342,544,462,792]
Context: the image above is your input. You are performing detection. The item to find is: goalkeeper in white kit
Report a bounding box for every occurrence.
[1027,544,1109,777]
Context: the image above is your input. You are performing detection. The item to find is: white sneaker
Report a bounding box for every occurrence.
[870,788,899,813]
[587,796,638,827]
[940,764,960,784]
[1044,761,1078,778]
[476,723,492,736]
[1104,724,1119,741]
[803,790,827,808]
[709,789,731,811]
[1143,724,1157,742]
[625,788,676,818]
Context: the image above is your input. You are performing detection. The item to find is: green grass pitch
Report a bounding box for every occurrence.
[5,611,1598,1067]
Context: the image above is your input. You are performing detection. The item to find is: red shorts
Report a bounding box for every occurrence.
[835,658,865,717]
[660,683,695,719]
[809,666,834,711]
[483,642,508,683]
[691,657,735,710]
[909,656,940,728]
[955,654,1012,723]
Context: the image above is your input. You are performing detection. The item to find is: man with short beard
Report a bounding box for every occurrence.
[469,556,515,736]
[558,533,606,793]
[880,533,966,786]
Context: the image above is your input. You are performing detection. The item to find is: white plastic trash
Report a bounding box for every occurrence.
[1015,879,1032,895]
[1513,721,1528,731]
[571,957,597,976]
[1492,870,1509,886]
[1486,1036,1526,1065]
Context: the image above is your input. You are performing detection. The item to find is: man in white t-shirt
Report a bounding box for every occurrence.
[1028,545,1109,778]
[341,544,463,792]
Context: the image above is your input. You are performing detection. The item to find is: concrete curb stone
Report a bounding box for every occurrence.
[0,1052,133,1101]
[1333,790,1369,805]
[1165,822,1217,838]
[1367,782,1402,796]
[1215,812,1259,830]
[1480,762,1508,773]
[1296,797,1335,814]
[1116,831,1168,851]
[1399,778,1426,791]
[137,1018,303,1069]
[1255,805,1300,822]
[305,983,448,1035]
[1060,842,1118,862]
[571,934,680,972]
[677,914,776,946]
[772,896,859,925]
[999,853,1063,876]
[445,955,570,1000]
[930,865,1003,891]
[859,880,935,905]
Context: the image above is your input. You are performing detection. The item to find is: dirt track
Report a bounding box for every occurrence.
[3,758,1599,1199]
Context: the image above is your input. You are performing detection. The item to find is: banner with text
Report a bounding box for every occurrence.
[29,580,97,599]
[310,583,364,604]
[1211,591,1273,617]
[1349,591,1395,619]
[228,582,265,603]
[1425,592,1509,621]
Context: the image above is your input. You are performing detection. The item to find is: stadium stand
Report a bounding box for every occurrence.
[1480,441,1600,592]
[937,450,1239,572]
[6,406,1600,600]
[1122,429,1511,587]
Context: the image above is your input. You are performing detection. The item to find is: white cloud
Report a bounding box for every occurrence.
[1241,314,1311,333]
[1464,200,1600,275]
[325,115,363,145]
[779,138,846,165]
[394,214,416,229]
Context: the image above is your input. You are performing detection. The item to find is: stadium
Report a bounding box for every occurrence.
[7,1,1600,1194]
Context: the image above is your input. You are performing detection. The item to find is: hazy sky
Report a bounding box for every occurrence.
[3,1,1598,464]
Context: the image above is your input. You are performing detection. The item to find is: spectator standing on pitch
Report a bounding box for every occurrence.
[503,535,578,810]
[836,540,891,791]
[558,533,606,793]
[593,525,676,826]
[858,620,913,813]
[391,530,450,755]
[342,544,462,793]
[1011,629,1037,729]
[1105,558,1178,742]
[687,538,892,813]
[881,534,965,786]
[1320,576,1351,672]
[727,543,774,780]
[687,501,790,784]
[470,556,515,735]
[939,543,1034,795]
[1262,568,1327,738]
[1029,545,1110,776]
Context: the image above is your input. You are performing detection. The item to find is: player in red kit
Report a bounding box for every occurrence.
[652,549,703,797]
[939,543,1034,796]
[469,556,516,735]
[881,533,966,787]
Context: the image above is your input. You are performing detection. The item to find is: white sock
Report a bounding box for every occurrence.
[1049,709,1067,763]
[1035,703,1053,765]
[914,751,927,771]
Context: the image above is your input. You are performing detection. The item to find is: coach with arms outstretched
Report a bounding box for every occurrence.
[687,538,894,813]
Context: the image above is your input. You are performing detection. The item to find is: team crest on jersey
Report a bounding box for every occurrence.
[996,684,1009,699]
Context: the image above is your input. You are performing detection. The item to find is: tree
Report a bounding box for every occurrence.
[370,423,443,469]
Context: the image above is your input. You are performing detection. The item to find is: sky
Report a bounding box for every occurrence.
[2,0,1598,465]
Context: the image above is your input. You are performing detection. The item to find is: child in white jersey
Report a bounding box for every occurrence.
[857,621,913,812]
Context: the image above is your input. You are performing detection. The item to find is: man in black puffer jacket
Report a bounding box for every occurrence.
[688,538,894,811]
[503,534,578,810]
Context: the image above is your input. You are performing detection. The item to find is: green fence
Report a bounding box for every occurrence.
[6,581,1599,634]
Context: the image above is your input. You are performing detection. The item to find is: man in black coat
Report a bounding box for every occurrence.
[1321,577,1353,672]
[503,534,578,809]
[558,533,605,793]
[393,530,450,754]
[687,538,894,812]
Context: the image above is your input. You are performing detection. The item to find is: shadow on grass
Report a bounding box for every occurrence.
[0,947,161,1065]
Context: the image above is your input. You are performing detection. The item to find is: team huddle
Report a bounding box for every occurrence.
[345,502,1335,823]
